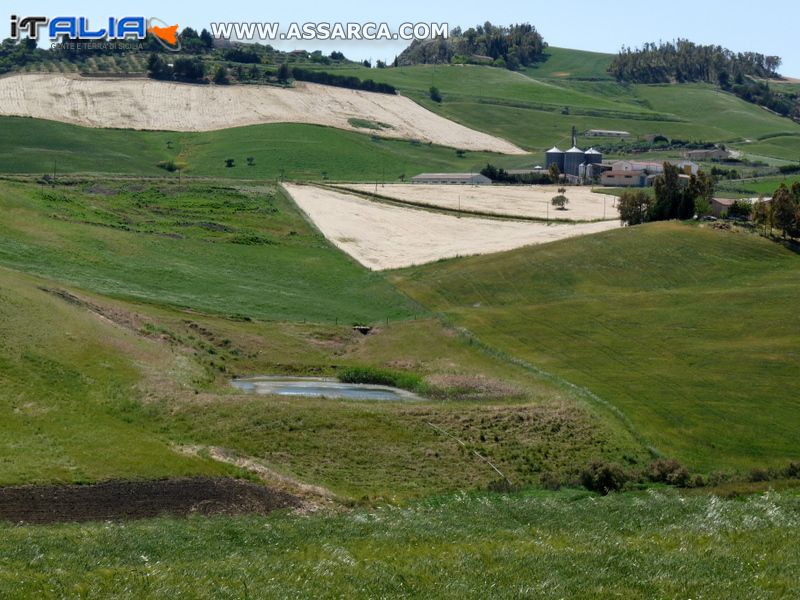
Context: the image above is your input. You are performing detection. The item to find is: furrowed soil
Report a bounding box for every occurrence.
[0,478,299,524]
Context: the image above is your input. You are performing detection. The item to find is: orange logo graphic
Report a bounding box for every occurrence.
[149,23,179,45]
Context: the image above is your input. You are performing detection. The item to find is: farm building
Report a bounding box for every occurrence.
[506,167,548,176]
[645,173,691,187]
[411,173,491,185]
[684,148,731,161]
[586,129,631,138]
[710,197,769,219]
[601,170,646,187]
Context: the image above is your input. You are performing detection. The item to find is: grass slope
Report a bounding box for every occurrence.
[305,59,800,158]
[0,265,646,498]
[0,180,417,323]
[0,267,229,485]
[2,489,798,598]
[0,117,507,180]
[522,46,615,80]
[394,223,800,473]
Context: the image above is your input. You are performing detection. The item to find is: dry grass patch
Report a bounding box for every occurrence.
[0,73,524,153]
[337,183,619,222]
[283,184,620,269]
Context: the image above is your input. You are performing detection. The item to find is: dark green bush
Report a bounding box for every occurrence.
[784,461,800,479]
[648,458,691,487]
[581,459,628,495]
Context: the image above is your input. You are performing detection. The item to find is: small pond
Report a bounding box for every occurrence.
[230,376,420,401]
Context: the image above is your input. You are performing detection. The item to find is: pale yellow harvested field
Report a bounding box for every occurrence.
[283,184,621,270]
[336,183,619,222]
[0,73,524,154]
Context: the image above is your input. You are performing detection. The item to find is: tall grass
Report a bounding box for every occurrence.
[1,489,798,598]
[337,366,425,393]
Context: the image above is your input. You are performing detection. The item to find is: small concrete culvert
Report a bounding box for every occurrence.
[0,477,300,524]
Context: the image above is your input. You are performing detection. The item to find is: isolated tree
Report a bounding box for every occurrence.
[246,157,255,166]
[653,162,682,220]
[617,190,653,225]
[212,65,229,85]
[551,194,569,210]
[429,86,442,103]
[146,52,171,80]
[277,63,291,83]
[752,197,773,236]
[200,28,214,50]
[224,158,235,168]
[772,184,798,239]
[548,162,561,183]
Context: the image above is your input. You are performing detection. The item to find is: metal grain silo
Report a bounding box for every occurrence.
[545,146,565,173]
[564,145,585,176]
[584,147,602,165]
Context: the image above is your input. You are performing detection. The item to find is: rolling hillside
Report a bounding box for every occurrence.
[0,117,518,179]
[394,222,800,473]
[0,73,522,153]
[0,180,417,323]
[307,50,800,159]
[2,47,799,180]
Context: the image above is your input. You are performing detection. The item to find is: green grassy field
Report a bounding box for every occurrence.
[0,178,648,498]
[3,46,800,594]
[0,267,231,485]
[394,222,800,474]
[303,56,800,159]
[0,180,417,323]
[2,488,798,598]
[3,51,800,179]
[0,117,508,180]
[522,47,615,80]
[716,174,800,198]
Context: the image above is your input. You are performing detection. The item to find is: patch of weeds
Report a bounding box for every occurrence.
[337,366,426,394]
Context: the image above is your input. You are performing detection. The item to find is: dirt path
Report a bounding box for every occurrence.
[0,73,525,154]
[283,184,621,270]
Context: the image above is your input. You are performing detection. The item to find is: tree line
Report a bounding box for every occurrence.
[753,183,800,240]
[609,40,781,84]
[608,40,798,120]
[618,163,715,225]
[147,54,206,83]
[289,67,396,94]
[397,22,546,70]
[480,164,553,184]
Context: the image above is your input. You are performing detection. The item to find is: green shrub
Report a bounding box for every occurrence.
[157,160,177,172]
[580,459,628,495]
[784,461,800,479]
[748,467,770,482]
[648,458,691,487]
[337,366,424,393]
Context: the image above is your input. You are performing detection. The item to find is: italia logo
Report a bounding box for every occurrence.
[10,15,182,50]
